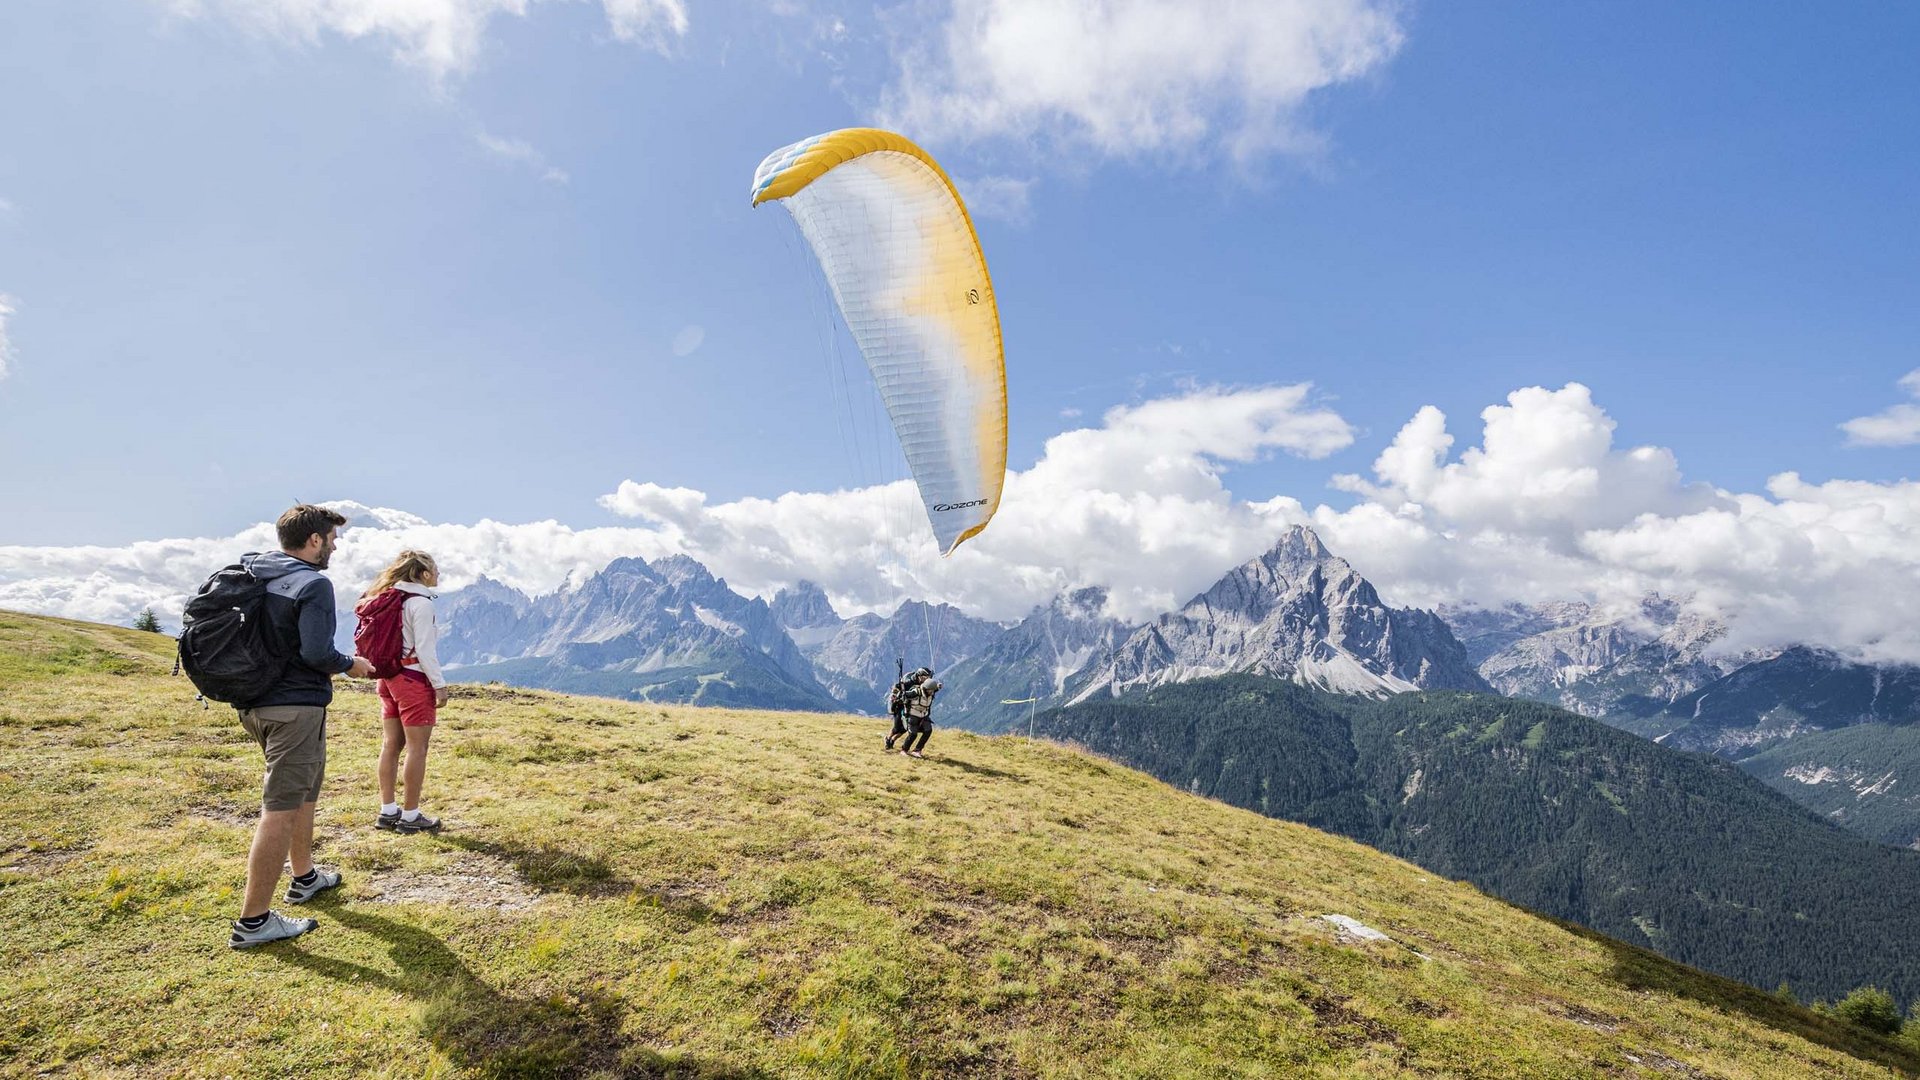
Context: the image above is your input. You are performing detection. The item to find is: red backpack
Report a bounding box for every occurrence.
[353,589,413,679]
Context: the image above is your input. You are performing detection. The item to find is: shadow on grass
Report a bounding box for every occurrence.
[266,903,768,1079]
[925,755,1025,782]
[1547,916,1920,1075]
[436,834,632,898]
[436,833,718,922]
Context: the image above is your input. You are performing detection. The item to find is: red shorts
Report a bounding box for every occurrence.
[377,671,438,727]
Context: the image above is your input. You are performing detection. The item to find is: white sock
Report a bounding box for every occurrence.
[381,802,400,816]
[402,808,421,821]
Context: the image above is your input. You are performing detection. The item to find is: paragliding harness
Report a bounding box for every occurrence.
[887,658,910,716]
[175,563,289,706]
[353,589,414,680]
[884,659,910,749]
[904,681,938,723]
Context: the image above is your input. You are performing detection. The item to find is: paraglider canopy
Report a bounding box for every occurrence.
[751,128,1008,556]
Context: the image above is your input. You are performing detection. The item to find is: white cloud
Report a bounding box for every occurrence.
[0,504,682,635]
[878,0,1405,165]
[474,131,569,184]
[955,174,1035,225]
[603,0,688,51]
[1307,383,1920,664]
[0,383,1351,632]
[1330,384,1722,542]
[8,381,1918,665]
[671,324,706,357]
[0,294,16,381]
[1840,368,1920,447]
[167,0,689,78]
[598,383,1356,620]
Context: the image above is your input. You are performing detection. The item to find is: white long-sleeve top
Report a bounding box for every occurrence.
[392,581,446,689]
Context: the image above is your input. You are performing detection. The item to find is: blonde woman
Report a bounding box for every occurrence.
[355,550,450,834]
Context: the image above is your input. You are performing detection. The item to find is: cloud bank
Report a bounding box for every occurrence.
[1306,384,1920,663]
[6,382,1917,663]
[0,382,1351,630]
[599,382,1356,620]
[878,0,1406,165]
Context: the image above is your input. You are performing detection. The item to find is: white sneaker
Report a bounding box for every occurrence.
[285,868,342,904]
[229,910,318,949]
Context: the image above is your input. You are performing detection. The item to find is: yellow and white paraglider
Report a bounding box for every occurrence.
[751,128,1008,556]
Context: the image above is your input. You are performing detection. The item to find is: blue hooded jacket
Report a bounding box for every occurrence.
[237,550,355,709]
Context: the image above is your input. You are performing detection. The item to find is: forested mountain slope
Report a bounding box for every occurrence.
[1040,676,1920,1007]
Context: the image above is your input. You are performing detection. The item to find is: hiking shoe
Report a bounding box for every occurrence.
[285,868,341,904]
[375,811,401,831]
[394,813,441,834]
[229,911,317,949]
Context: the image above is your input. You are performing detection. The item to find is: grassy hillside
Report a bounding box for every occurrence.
[2,611,1917,1079]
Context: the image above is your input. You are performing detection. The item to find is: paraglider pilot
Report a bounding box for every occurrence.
[899,669,941,759]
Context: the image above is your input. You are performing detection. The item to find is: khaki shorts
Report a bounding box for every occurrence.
[238,705,327,811]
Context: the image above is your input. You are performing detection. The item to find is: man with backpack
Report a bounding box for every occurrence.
[184,504,373,948]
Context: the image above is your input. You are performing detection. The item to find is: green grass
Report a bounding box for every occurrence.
[2,610,1917,1077]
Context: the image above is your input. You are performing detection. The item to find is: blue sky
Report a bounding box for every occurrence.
[3,1,1918,655]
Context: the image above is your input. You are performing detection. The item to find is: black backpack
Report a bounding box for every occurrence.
[177,563,288,704]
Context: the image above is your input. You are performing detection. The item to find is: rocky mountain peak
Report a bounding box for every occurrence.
[600,555,654,576]
[652,553,718,590]
[770,581,841,631]
[1272,523,1332,563]
[453,575,532,611]
[1067,526,1487,703]
[1191,528,1386,643]
[1056,586,1109,619]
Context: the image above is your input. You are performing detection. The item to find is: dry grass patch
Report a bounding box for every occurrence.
[360,851,545,911]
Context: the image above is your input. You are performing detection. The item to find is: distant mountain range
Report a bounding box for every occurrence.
[444,526,1485,720]
[437,525,1920,844]
[768,582,1003,712]
[936,586,1130,732]
[1449,601,1920,845]
[441,556,841,712]
[1450,596,1747,719]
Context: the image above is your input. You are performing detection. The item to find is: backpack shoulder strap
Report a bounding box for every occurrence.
[266,566,323,601]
